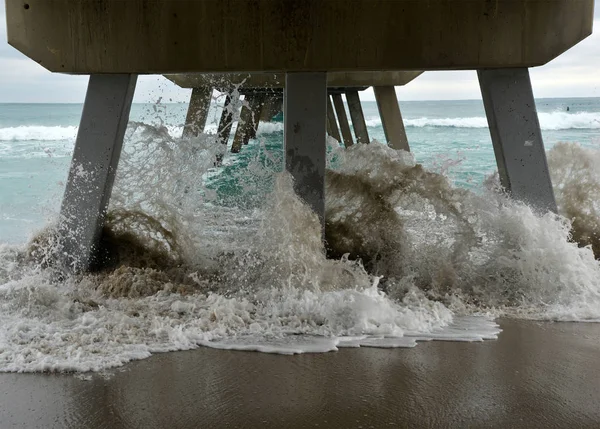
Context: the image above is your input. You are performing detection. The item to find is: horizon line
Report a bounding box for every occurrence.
[0,95,598,104]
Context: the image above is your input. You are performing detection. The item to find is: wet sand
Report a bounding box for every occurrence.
[1,319,599,429]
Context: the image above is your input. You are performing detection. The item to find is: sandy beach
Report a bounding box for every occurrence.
[0,319,598,428]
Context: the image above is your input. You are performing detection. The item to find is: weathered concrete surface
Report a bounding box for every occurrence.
[165,71,423,89]
[182,87,211,138]
[478,68,558,213]
[326,96,341,142]
[216,94,237,146]
[231,95,264,153]
[284,73,327,224]
[1,320,599,429]
[374,86,410,151]
[58,74,136,272]
[260,94,283,123]
[6,0,593,73]
[331,94,354,148]
[346,90,370,145]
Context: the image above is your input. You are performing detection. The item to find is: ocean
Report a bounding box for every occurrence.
[2,98,599,243]
[1,96,599,372]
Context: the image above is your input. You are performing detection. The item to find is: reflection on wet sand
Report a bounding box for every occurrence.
[1,319,599,428]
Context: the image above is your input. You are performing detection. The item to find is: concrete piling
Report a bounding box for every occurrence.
[231,95,255,153]
[374,86,410,151]
[182,87,211,138]
[11,0,589,273]
[331,93,354,148]
[284,73,327,226]
[260,94,283,123]
[58,74,137,272]
[245,94,266,144]
[217,94,236,146]
[345,90,370,144]
[326,96,341,142]
[478,68,558,213]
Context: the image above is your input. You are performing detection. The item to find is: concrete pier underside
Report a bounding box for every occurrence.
[1,320,599,429]
[165,71,423,89]
[6,0,593,73]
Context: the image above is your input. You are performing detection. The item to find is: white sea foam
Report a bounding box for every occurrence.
[366,111,600,130]
[1,108,595,149]
[257,122,284,134]
[0,118,283,146]
[2,119,600,373]
[0,125,79,141]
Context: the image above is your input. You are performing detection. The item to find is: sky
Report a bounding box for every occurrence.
[0,2,598,103]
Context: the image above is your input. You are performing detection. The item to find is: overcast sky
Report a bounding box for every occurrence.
[0,2,598,103]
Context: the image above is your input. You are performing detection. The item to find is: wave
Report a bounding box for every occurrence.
[1,110,597,143]
[0,120,285,143]
[2,124,600,372]
[0,125,79,141]
[366,111,600,131]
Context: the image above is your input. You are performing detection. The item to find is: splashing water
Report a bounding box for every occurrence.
[548,142,600,258]
[2,115,600,372]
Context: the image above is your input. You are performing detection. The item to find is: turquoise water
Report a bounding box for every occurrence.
[0,98,599,244]
[2,97,600,372]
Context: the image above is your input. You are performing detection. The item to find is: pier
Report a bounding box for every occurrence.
[3,0,598,427]
[6,0,591,270]
[166,71,422,153]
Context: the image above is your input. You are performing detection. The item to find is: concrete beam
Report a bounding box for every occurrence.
[373,86,409,152]
[284,73,327,226]
[331,94,354,148]
[182,87,212,138]
[346,90,370,145]
[58,74,137,272]
[165,72,422,89]
[478,68,557,213]
[7,1,593,73]
[326,96,341,142]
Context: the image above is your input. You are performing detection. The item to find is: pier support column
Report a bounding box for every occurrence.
[217,94,235,146]
[259,94,280,123]
[245,94,266,143]
[216,92,240,164]
[373,86,409,151]
[284,73,327,225]
[346,90,370,145]
[332,93,354,148]
[232,95,264,153]
[182,87,211,138]
[478,69,557,213]
[326,96,341,142]
[58,74,137,272]
[217,91,239,145]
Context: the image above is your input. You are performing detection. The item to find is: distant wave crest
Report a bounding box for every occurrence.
[1,110,598,143]
[367,111,600,131]
[0,120,285,143]
[0,125,78,142]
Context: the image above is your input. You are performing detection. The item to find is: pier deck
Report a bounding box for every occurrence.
[6,0,593,72]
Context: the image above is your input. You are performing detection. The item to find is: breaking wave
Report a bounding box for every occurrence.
[1,119,599,373]
[366,111,600,130]
[0,121,284,145]
[0,125,78,142]
[2,109,598,145]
